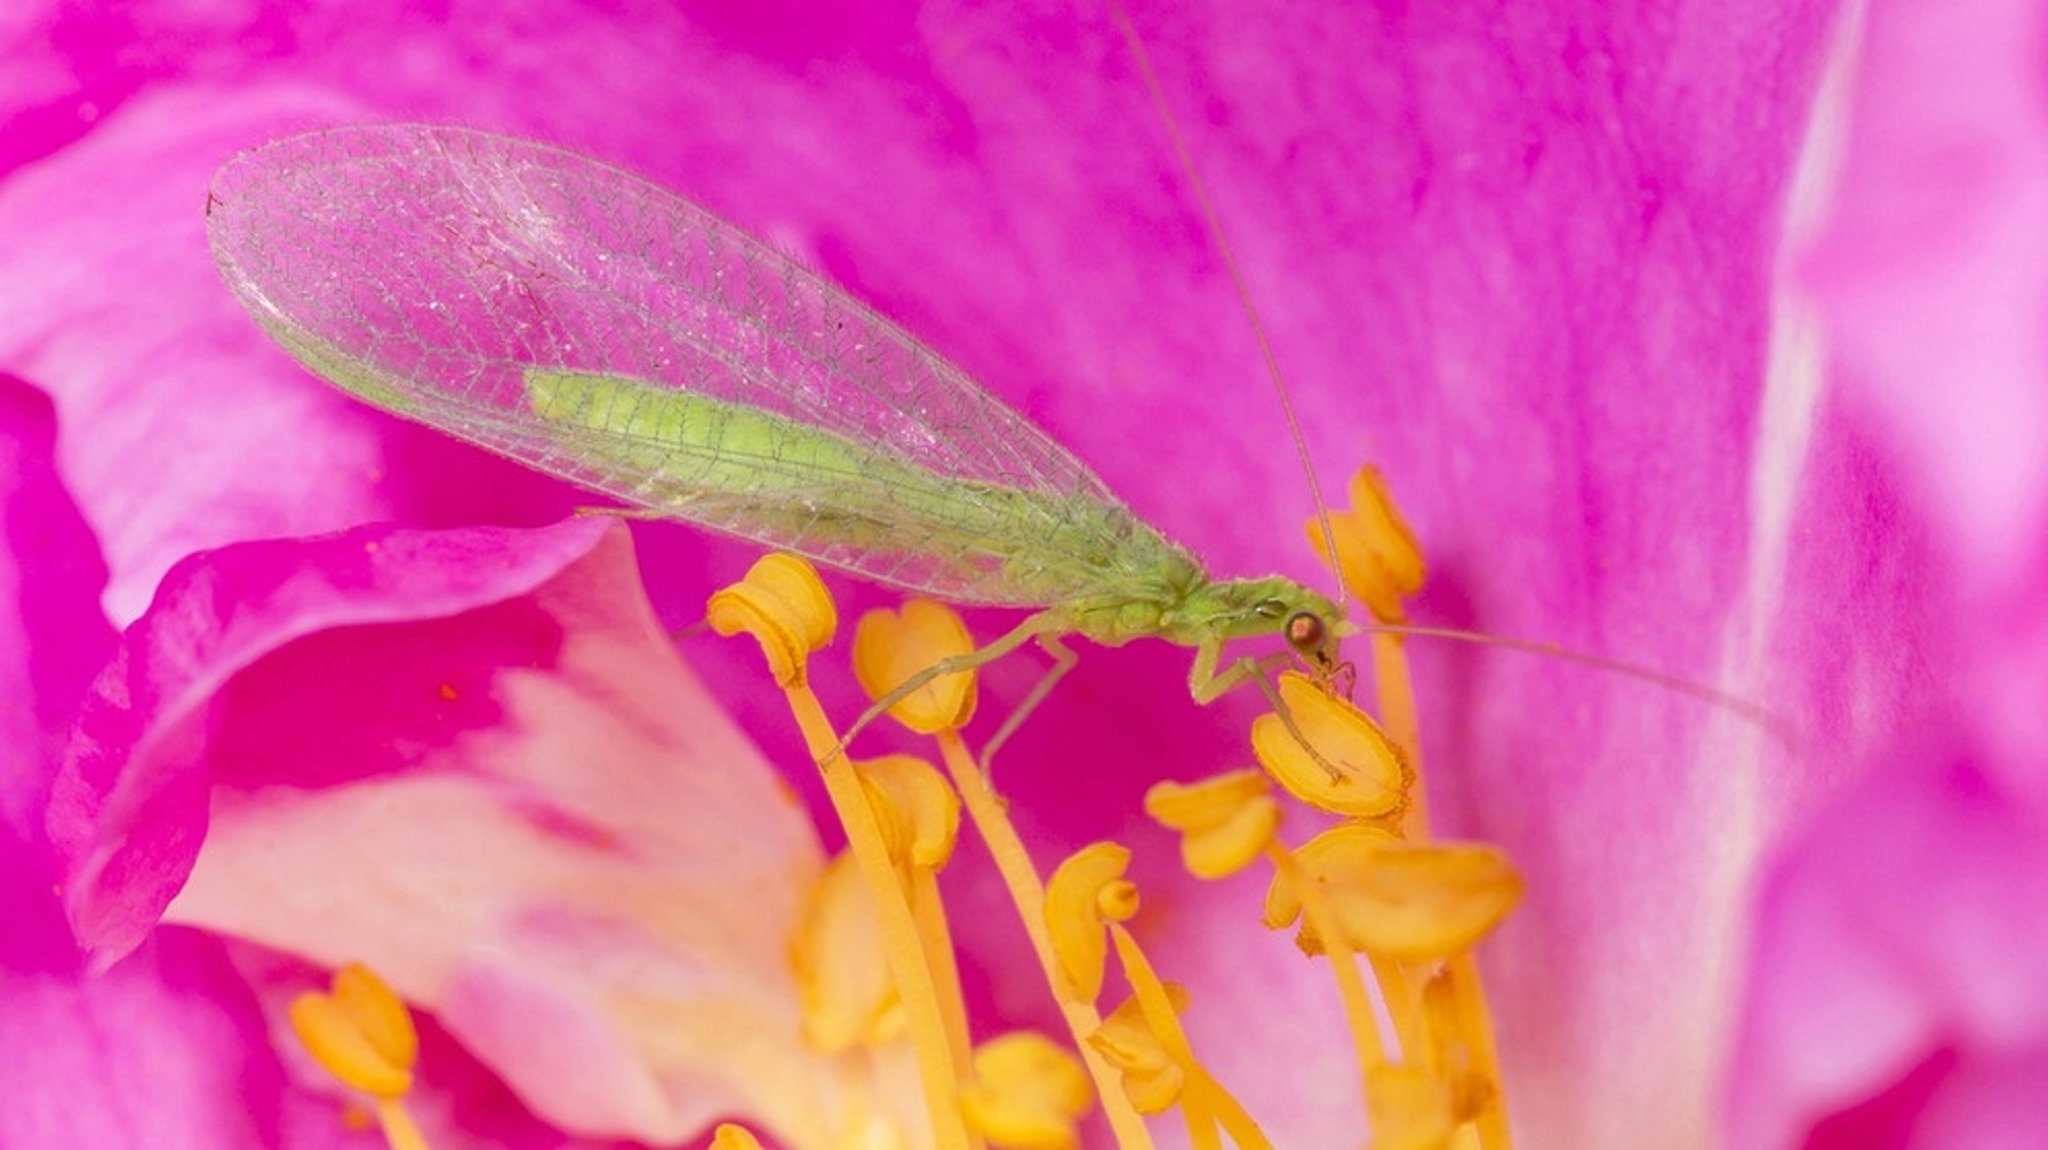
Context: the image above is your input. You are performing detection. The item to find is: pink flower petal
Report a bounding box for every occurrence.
[0,926,324,1150]
[0,92,583,624]
[229,944,663,1149]
[0,373,112,844]
[1728,746,2048,1150]
[50,516,616,960]
[4,3,1957,1145]
[1803,0,2048,580]
[1798,0,2048,768]
[1730,0,2048,1145]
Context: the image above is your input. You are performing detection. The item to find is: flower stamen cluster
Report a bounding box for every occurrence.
[702,463,1523,1149]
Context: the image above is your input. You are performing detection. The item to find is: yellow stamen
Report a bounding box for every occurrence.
[1312,463,1427,774]
[289,963,416,1097]
[714,464,1527,1150]
[793,852,904,1052]
[1261,822,1430,1056]
[1263,825,1523,962]
[290,995,409,1098]
[853,600,978,733]
[850,613,983,1082]
[857,753,963,872]
[1363,1066,1460,1150]
[859,598,1157,1146]
[1250,674,1411,818]
[1307,464,1425,625]
[1262,840,1386,1119]
[960,1032,1095,1150]
[1372,632,1424,815]
[1106,924,1273,1150]
[1141,770,1398,1135]
[1142,771,1281,880]
[331,962,419,1078]
[708,1123,768,1150]
[707,553,838,687]
[1423,963,1510,1138]
[288,963,428,1150]
[1044,843,1136,1004]
[1316,464,1516,1148]
[934,731,1158,1149]
[712,555,979,1150]
[1087,988,1188,1115]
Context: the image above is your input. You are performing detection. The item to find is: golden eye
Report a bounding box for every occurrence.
[1285,611,1326,655]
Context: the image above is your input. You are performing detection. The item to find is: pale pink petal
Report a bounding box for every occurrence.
[1800,0,2048,768]
[1728,745,2048,1150]
[49,516,616,959]
[1803,0,2048,581]
[230,945,659,1149]
[1729,0,2048,1145]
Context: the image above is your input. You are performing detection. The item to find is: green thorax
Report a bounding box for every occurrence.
[1052,569,1341,652]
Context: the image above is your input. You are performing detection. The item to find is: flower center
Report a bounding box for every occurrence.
[705,461,1525,1149]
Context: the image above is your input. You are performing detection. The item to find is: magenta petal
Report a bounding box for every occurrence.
[1802,0,2048,579]
[0,93,473,622]
[0,928,302,1150]
[1727,746,2048,1150]
[0,373,112,837]
[1795,0,2048,766]
[0,372,114,977]
[49,516,614,962]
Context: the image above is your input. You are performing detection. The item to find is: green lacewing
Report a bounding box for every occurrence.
[205,124,1345,723]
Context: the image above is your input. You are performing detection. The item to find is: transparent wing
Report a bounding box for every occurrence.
[205,123,1147,605]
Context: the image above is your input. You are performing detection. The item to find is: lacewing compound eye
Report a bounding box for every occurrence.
[1286,611,1328,659]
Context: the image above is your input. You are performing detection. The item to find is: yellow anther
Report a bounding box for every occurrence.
[289,963,418,1098]
[1363,1066,1459,1150]
[1264,826,1524,962]
[1251,674,1411,818]
[794,852,902,1053]
[1087,987,1189,1115]
[707,553,837,687]
[1096,878,1140,923]
[855,754,962,871]
[1143,771,1281,880]
[1264,822,1398,938]
[330,962,418,1075]
[1308,464,1425,624]
[960,1031,1095,1150]
[852,599,978,733]
[1045,843,1135,1003]
[709,1124,767,1150]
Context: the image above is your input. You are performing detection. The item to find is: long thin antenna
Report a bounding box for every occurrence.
[1108,11,1791,746]
[1345,621,1801,747]
[1109,7,1348,610]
